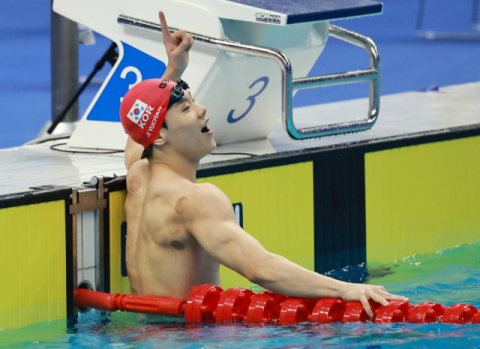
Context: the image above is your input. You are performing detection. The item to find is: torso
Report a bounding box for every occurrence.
[125,161,220,299]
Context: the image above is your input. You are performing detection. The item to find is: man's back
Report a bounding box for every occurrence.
[125,162,220,300]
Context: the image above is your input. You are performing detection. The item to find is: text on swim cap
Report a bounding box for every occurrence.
[138,106,154,129]
[146,105,163,137]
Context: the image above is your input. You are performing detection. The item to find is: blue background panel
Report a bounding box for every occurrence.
[228,0,383,24]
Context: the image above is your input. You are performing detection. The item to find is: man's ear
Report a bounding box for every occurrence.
[153,128,168,147]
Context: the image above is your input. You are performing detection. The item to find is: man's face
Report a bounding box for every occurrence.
[162,90,216,160]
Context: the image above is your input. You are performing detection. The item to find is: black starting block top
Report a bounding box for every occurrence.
[228,0,383,24]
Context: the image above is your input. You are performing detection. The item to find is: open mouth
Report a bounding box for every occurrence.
[201,119,211,133]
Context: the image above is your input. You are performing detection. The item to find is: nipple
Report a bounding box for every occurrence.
[171,241,185,251]
[175,197,188,215]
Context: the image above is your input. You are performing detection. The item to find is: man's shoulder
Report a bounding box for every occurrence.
[191,182,228,201]
[183,182,232,217]
[127,158,149,172]
[126,159,153,197]
[126,159,150,182]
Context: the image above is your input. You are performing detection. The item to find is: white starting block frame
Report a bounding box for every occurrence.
[54,0,382,150]
[119,15,380,140]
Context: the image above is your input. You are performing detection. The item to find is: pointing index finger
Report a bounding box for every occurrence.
[159,11,171,38]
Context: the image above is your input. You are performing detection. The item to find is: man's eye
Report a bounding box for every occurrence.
[183,106,190,112]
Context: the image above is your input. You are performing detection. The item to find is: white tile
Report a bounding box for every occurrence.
[1,174,73,186]
[0,177,26,186]
[2,164,74,176]
[82,268,96,291]
[14,179,69,189]
[0,186,33,196]
[78,270,83,287]
[70,157,122,167]
[50,178,84,187]
[77,213,83,270]
[84,163,126,172]
[82,211,96,268]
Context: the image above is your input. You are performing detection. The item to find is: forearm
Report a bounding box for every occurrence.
[252,253,347,299]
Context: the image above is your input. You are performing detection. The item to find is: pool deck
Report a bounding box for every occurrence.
[0,81,479,197]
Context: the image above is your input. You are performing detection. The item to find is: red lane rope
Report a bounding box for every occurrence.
[74,285,480,325]
[74,289,185,317]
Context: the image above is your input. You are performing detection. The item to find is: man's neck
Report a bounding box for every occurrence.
[150,154,199,183]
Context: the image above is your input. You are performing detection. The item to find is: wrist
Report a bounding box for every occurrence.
[337,280,349,299]
[162,64,185,81]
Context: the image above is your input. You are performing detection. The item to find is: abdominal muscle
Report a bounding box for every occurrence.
[125,162,220,301]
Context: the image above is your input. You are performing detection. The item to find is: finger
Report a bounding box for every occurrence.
[376,290,409,301]
[185,35,194,52]
[185,35,195,52]
[385,294,410,302]
[159,11,171,38]
[369,292,389,307]
[171,30,187,45]
[173,33,191,55]
[380,294,410,303]
[360,295,374,319]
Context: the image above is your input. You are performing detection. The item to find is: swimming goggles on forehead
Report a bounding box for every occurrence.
[167,79,190,109]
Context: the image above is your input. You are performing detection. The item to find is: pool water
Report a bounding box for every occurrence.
[1,240,480,348]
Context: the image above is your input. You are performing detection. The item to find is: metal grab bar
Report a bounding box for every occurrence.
[118,15,381,140]
[289,25,380,139]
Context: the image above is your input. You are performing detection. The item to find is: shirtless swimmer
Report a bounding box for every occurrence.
[121,11,408,320]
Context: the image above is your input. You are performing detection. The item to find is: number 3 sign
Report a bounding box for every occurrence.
[227,76,269,123]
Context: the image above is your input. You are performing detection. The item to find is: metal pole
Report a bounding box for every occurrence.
[50,0,78,122]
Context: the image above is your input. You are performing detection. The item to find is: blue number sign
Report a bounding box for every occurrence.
[227,76,269,123]
[87,42,167,122]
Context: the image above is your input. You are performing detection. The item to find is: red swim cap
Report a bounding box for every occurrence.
[120,79,176,149]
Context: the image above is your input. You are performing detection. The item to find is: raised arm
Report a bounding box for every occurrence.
[159,11,193,81]
[186,183,409,318]
[124,11,194,169]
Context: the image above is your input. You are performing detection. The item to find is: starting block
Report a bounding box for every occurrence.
[53,0,382,150]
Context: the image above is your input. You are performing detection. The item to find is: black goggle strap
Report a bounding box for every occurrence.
[176,79,190,90]
[167,84,184,110]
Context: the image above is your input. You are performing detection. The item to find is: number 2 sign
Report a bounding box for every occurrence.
[86,42,167,122]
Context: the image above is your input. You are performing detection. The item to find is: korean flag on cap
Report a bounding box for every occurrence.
[127,99,149,125]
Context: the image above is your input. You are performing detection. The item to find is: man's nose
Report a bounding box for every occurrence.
[199,106,207,117]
